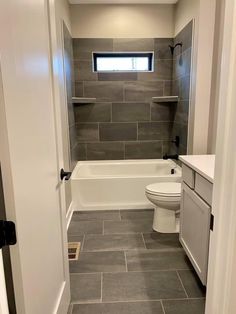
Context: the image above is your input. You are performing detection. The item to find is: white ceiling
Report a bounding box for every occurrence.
[69,0,178,4]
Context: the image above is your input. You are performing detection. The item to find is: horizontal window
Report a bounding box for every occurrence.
[93,52,154,72]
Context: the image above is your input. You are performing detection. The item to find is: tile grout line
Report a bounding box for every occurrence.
[81,234,85,251]
[101,272,103,303]
[141,233,147,249]
[176,270,189,298]
[124,251,128,272]
[69,269,194,275]
[160,300,166,314]
[71,296,206,306]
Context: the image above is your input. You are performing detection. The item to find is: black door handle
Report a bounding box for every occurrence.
[60,169,72,181]
[0,220,17,249]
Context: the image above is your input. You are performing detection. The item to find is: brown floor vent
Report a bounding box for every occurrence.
[68,242,81,261]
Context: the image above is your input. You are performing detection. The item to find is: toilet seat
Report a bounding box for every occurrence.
[145,182,181,199]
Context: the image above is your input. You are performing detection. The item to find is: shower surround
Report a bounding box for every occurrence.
[70,21,192,161]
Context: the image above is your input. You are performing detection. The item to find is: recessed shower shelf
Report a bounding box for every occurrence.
[72,97,96,104]
[152,96,179,103]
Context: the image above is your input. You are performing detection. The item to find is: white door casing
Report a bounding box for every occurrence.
[0,60,9,314]
[0,0,70,313]
[206,0,236,313]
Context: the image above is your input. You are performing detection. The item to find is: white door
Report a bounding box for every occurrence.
[0,251,9,314]
[0,1,70,313]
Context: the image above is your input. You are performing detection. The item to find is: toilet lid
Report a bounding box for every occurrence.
[146,182,181,197]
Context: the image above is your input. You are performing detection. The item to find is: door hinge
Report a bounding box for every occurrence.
[0,220,17,249]
[210,214,214,231]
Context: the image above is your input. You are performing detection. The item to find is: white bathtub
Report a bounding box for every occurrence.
[71,159,182,211]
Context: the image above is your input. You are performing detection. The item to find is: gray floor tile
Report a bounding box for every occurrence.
[70,273,101,303]
[177,270,206,298]
[67,304,73,314]
[102,271,186,302]
[72,210,121,221]
[72,301,164,314]
[68,235,84,243]
[120,209,154,220]
[143,233,182,251]
[104,219,153,234]
[163,299,205,314]
[69,251,126,273]
[83,234,145,252]
[68,221,103,235]
[126,250,192,271]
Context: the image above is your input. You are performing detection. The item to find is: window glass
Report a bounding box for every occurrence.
[93,53,154,72]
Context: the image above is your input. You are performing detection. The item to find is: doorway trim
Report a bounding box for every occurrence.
[206,0,236,312]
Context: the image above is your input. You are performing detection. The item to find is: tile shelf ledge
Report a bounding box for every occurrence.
[72,97,97,104]
[152,96,179,103]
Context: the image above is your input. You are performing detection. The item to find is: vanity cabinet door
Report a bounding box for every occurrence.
[180,183,211,285]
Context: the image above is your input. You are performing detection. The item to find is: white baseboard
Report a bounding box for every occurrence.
[66,202,74,230]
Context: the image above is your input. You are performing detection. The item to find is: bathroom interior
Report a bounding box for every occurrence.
[62,1,217,313]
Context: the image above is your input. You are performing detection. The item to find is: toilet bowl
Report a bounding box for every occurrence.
[145,182,181,233]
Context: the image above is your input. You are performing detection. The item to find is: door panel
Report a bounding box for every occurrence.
[0,166,16,314]
[0,1,70,313]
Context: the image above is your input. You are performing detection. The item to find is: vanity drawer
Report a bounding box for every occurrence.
[182,164,195,189]
[195,173,213,205]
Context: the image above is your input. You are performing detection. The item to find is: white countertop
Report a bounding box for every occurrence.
[179,155,215,183]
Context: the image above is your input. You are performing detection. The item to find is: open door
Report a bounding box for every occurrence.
[0,1,70,313]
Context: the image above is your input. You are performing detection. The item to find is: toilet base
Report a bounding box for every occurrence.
[153,206,180,233]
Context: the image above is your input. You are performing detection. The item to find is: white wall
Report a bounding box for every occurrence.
[70,4,175,38]
[174,0,199,36]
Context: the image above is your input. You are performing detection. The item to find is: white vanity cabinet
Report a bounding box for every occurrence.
[179,157,215,286]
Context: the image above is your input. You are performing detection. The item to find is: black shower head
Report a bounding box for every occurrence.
[169,42,183,55]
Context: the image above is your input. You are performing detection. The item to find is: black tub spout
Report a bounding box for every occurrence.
[163,154,179,160]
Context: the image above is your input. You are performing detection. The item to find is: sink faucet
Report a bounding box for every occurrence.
[163,154,179,160]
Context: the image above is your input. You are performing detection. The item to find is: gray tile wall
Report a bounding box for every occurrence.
[71,30,192,160]
[171,21,193,155]
[63,23,77,169]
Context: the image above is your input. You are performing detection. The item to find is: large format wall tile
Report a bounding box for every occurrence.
[154,38,174,60]
[151,102,176,121]
[84,81,124,102]
[74,81,83,97]
[74,103,111,122]
[74,60,97,81]
[71,34,192,160]
[87,142,124,160]
[138,122,172,140]
[125,141,162,159]
[113,38,154,51]
[71,143,87,162]
[174,21,193,56]
[124,81,164,102]
[73,38,113,59]
[100,123,137,141]
[112,102,150,122]
[173,48,192,80]
[75,123,99,142]
[98,72,137,81]
[138,60,173,81]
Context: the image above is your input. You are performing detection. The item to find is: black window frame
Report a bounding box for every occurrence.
[92,52,154,73]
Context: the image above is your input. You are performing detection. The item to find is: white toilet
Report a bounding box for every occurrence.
[145,182,181,233]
